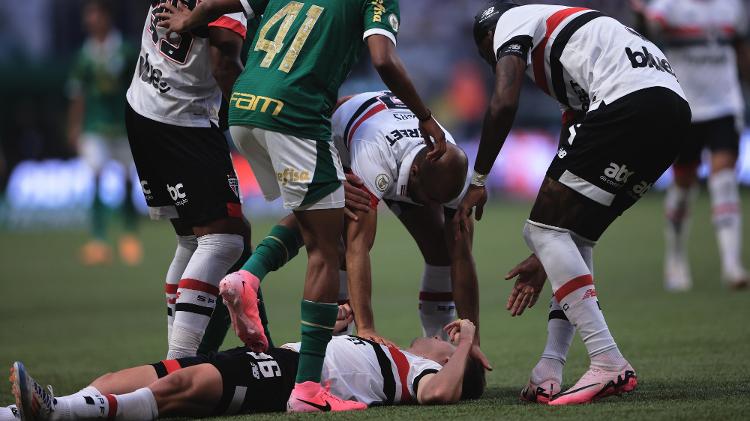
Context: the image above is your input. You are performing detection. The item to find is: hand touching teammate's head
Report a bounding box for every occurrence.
[409,144,469,205]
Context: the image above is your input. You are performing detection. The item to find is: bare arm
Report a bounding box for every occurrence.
[367,35,446,160]
[156,0,244,34]
[208,27,244,99]
[416,320,475,404]
[345,208,395,346]
[734,39,750,84]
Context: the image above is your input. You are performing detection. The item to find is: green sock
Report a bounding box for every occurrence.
[296,300,338,383]
[242,225,303,281]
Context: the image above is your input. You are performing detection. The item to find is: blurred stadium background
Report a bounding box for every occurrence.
[0,1,749,420]
[1,0,749,228]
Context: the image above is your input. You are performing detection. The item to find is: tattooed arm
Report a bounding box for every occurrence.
[473,55,526,175]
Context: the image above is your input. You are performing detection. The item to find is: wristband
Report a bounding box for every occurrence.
[417,109,432,122]
[470,171,488,187]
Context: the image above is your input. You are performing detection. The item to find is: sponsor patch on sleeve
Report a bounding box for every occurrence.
[496,35,533,61]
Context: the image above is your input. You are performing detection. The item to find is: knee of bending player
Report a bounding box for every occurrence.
[522,222,536,253]
[522,222,590,291]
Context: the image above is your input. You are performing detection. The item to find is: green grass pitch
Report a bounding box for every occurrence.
[1,193,749,420]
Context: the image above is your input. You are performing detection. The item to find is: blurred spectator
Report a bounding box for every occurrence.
[66,0,141,265]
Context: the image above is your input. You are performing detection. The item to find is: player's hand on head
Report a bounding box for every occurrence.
[505,254,547,317]
[419,117,447,161]
[443,319,476,345]
[357,329,397,348]
[344,172,371,221]
[155,1,191,35]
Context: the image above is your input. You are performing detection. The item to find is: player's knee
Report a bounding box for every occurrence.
[153,370,193,397]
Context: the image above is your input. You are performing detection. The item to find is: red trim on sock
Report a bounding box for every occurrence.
[418,291,454,301]
[162,359,182,375]
[165,284,178,294]
[387,346,413,403]
[105,394,118,419]
[713,203,740,216]
[554,274,594,302]
[178,278,220,296]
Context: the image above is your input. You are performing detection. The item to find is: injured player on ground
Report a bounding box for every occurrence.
[5,308,484,421]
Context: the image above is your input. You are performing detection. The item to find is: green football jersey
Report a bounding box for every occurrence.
[230,0,400,141]
[67,32,137,138]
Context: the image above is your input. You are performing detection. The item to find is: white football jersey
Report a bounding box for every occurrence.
[493,5,685,113]
[126,1,247,128]
[283,336,442,405]
[646,0,746,123]
[331,91,465,208]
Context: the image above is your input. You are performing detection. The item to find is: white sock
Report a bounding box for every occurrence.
[169,234,243,359]
[418,265,456,340]
[165,235,197,345]
[524,222,626,371]
[664,184,697,262]
[70,386,102,399]
[708,169,745,278]
[0,405,19,420]
[111,388,158,421]
[54,389,158,421]
[336,270,353,335]
[531,297,575,384]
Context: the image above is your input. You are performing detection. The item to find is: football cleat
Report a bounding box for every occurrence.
[118,234,143,266]
[723,267,749,291]
[549,364,637,405]
[286,381,367,413]
[79,240,113,266]
[10,362,56,421]
[520,378,560,404]
[219,270,268,353]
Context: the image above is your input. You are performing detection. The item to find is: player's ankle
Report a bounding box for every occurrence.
[531,357,564,384]
[590,347,627,371]
[293,381,321,398]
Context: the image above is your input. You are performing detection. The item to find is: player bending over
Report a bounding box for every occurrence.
[459,1,691,405]
[6,316,484,420]
[156,0,447,412]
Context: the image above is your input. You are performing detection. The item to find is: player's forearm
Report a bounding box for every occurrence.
[183,0,243,30]
[368,37,431,120]
[474,57,524,174]
[418,340,471,404]
[209,28,244,99]
[345,248,376,331]
[446,218,480,339]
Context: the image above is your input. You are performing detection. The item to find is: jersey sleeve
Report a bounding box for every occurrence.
[362,0,400,46]
[349,140,394,209]
[407,357,441,399]
[208,12,248,39]
[239,0,268,19]
[492,8,540,65]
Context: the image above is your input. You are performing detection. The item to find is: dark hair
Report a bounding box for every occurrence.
[461,356,487,400]
[473,0,521,45]
[84,0,113,15]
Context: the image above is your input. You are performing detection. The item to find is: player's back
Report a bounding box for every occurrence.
[646,0,745,121]
[495,5,684,113]
[230,0,401,141]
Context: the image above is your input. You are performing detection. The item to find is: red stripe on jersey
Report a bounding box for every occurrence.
[178,278,220,296]
[208,16,247,39]
[165,284,178,294]
[162,359,183,375]
[227,202,243,218]
[347,103,387,147]
[104,394,118,419]
[531,7,589,94]
[387,346,413,403]
[554,274,594,302]
[419,291,454,302]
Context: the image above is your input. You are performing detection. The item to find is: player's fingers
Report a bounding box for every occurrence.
[505,265,521,280]
[159,2,178,13]
[475,202,484,221]
[506,288,520,310]
[528,292,540,309]
[344,207,359,222]
[471,345,493,371]
[443,319,462,332]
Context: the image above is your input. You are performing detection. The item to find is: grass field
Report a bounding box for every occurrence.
[1,193,749,420]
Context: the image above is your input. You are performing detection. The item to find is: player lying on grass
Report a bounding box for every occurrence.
[6,304,484,421]
[459,0,691,405]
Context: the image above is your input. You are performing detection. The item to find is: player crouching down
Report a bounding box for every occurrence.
[7,306,484,420]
